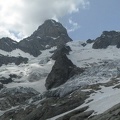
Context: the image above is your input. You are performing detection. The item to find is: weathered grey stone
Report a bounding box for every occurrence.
[0,55,28,66]
[92,31,120,49]
[70,110,94,120]
[0,89,90,120]
[45,53,84,89]
[56,106,89,120]
[0,77,13,84]
[0,87,39,110]
[86,39,94,44]
[0,19,72,65]
[18,19,72,57]
[51,45,71,60]
[85,103,120,120]
[0,105,36,120]
[0,37,18,52]
[24,90,89,120]
[81,43,87,47]
[46,44,84,90]
[0,83,3,90]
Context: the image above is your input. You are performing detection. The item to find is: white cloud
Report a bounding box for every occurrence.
[0,0,89,41]
[67,19,80,32]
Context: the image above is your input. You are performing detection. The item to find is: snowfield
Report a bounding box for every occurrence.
[67,41,120,67]
[1,40,120,119]
[0,47,56,93]
[0,49,34,59]
[48,41,120,98]
[48,83,120,120]
[47,41,120,119]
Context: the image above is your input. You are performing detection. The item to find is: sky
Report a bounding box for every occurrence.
[0,0,120,41]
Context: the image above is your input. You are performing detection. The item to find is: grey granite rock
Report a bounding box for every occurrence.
[0,55,28,66]
[0,87,39,111]
[18,19,72,57]
[92,31,120,49]
[45,44,84,90]
[45,53,84,90]
[0,37,18,52]
[70,110,94,120]
[56,106,89,120]
[85,103,120,120]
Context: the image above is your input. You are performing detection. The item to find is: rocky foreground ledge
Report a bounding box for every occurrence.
[0,78,120,120]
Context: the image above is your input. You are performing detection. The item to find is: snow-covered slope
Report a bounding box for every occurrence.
[0,47,56,93]
[52,41,120,93]
[68,41,120,67]
[1,39,120,119]
[47,41,120,119]
[0,49,34,59]
[48,84,120,120]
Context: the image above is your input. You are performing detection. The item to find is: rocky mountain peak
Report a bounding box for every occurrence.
[92,30,120,49]
[36,19,68,38]
[0,37,18,52]
[0,19,72,57]
[18,19,72,57]
[101,30,120,37]
[46,45,84,90]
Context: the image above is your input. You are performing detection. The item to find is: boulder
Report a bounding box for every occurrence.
[86,39,94,44]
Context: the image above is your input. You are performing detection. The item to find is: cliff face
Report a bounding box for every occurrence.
[18,19,72,57]
[92,31,120,49]
[0,19,72,66]
[45,45,84,90]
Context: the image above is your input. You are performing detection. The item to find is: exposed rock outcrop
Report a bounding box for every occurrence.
[0,87,39,111]
[86,39,94,44]
[92,31,120,49]
[51,45,71,60]
[56,106,89,120]
[18,19,72,57]
[85,103,120,120]
[0,37,28,66]
[0,89,90,120]
[0,83,3,90]
[57,109,94,120]
[0,37,18,52]
[0,20,72,57]
[0,55,28,66]
[0,77,13,84]
[0,74,20,84]
[45,45,84,90]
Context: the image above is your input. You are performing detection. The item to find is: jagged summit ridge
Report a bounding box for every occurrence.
[92,30,120,49]
[18,19,72,57]
[36,19,68,37]
[1,27,120,120]
[0,19,72,57]
[0,37,18,52]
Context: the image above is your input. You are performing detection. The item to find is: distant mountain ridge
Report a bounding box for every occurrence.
[0,20,120,67]
[0,37,18,52]
[92,31,120,49]
[1,20,120,120]
[0,19,72,57]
